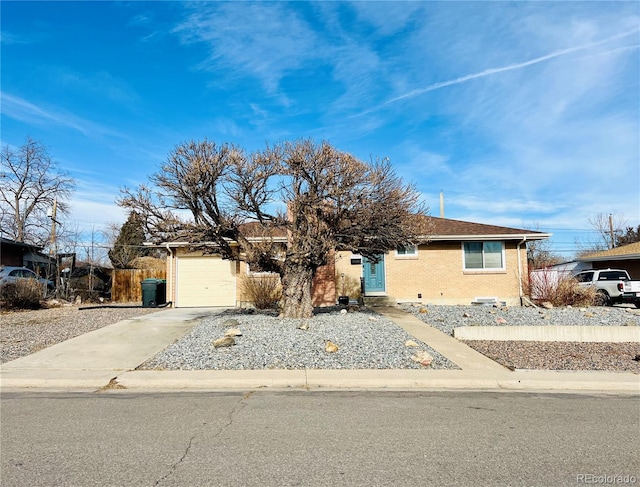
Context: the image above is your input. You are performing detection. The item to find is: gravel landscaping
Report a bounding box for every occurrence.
[2,303,639,372]
[461,340,640,373]
[139,308,458,370]
[400,303,640,335]
[402,303,640,372]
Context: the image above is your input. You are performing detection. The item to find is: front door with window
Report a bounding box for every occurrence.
[363,255,385,294]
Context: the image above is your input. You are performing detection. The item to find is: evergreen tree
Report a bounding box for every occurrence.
[616,225,640,247]
[108,212,149,269]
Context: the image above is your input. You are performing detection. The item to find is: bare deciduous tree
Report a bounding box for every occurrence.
[119,138,431,318]
[0,137,75,245]
[575,212,627,256]
[524,222,563,269]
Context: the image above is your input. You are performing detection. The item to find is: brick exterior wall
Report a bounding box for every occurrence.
[336,241,529,306]
[311,250,336,306]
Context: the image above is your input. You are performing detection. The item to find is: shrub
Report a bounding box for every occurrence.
[0,279,43,309]
[553,277,597,307]
[528,270,597,307]
[241,274,282,310]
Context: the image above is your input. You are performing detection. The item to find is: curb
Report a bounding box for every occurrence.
[453,325,640,342]
[5,369,636,394]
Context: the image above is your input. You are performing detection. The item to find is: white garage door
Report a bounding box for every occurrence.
[176,256,236,307]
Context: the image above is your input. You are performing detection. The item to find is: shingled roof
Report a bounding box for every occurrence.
[160,217,550,247]
[578,241,640,261]
[428,217,550,241]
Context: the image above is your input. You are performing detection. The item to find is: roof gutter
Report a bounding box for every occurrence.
[517,236,527,304]
[165,243,174,306]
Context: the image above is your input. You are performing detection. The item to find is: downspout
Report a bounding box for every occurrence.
[517,236,527,305]
[165,243,174,307]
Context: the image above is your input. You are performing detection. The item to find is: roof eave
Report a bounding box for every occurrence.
[578,254,640,262]
[428,233,551,241]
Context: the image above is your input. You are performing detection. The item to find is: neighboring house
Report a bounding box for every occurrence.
[336,217,550,307]
[577,242,640,279]
[545,260,593,275]
[162,217,549,308]
[0,237,54,278]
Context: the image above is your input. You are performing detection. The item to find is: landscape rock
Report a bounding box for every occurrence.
[411,350,433,367]
[495,317,507,325]
[296,321,309,331]
[541,302,554,309]
[224,328,242,337]
[325,340,339,353]
[462,312,471,318]
[212,336,235,348]
[222,319,240,327]
[405,340,419,347]
[419,308,428,314]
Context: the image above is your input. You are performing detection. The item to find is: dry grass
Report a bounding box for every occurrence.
[527,270,597,307]
[0,279,44,310]
[241,274,282,310]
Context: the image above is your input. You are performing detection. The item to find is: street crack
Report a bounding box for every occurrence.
[153,391,254,486]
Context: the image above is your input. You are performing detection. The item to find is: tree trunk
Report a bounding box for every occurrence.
[281,264,314,318]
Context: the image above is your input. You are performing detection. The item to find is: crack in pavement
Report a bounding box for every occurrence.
[153,392,254,486]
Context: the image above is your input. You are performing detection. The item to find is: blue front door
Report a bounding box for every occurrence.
[363,255,385,294]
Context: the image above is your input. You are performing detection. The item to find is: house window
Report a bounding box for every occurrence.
[396,245,417,257]
[463,242,504,270]
[246,263,277,275]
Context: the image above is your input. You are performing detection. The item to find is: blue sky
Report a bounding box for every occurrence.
[2,1,639,259]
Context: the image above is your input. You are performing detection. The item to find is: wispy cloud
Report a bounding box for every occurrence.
[382,27,640,108]
[0,31,31,44]
[172,3,322,93]
[0,92,125,139]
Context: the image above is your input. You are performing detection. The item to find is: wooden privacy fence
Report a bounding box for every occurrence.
[112,269,166,303]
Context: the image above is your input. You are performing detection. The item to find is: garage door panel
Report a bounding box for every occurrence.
[177,256,236,307]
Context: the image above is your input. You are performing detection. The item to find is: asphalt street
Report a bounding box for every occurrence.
[1,390,638,486]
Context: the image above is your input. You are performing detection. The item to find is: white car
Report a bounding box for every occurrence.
[0,266,54,290]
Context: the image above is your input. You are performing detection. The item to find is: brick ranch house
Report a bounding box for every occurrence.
[160,217,549,308]
[336,218,550,307]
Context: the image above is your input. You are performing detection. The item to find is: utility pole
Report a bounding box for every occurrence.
[609,213,615,249]
[49,198,58,256]
[48,198,61,293]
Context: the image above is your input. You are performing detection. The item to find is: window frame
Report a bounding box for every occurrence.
[395,244,418,259]
[462,241,506,271]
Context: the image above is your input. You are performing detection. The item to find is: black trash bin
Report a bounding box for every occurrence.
[141,278,167,308]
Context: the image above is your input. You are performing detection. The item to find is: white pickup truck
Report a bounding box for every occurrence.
[575,268,640,308]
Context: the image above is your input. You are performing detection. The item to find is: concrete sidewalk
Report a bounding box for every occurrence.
[1,306,638,394]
